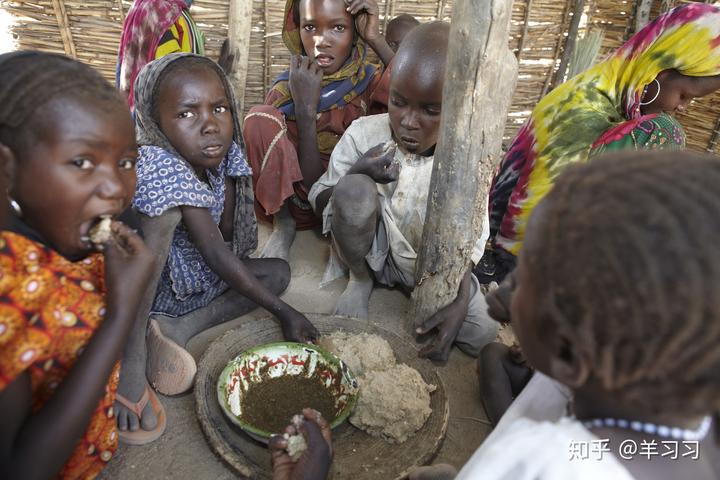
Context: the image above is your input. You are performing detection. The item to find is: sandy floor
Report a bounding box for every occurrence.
[100,225,492,479]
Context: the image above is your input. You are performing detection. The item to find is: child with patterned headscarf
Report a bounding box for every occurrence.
[243,0,395,261]
[130,53,318,401]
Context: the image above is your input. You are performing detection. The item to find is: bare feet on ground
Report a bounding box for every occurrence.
[260,203,296,261]
[260,227,295,261]
[333,271,374,319]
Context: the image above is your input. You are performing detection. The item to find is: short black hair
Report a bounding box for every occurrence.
[0,51,123,155]
[387,14,420,34]
[526,150,720,416]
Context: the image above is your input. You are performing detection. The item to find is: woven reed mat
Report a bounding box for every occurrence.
[195,314,449,479]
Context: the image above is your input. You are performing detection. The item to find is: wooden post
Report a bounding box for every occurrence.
[117,0,125,22]
[227,0,254,118]
[408,0,518,330]
[707,115,720,153]
[51,0,77,58]
[634,0,654,33]
[516,0,534,61]
[382,0,393,34]
[263,0,271,96]
[436,0,447,20]
[551,0,585,89]
[541,0,571,96]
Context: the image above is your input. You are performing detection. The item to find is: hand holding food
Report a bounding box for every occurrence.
[269,409,333,480]
[103,221,155,315]
[348,141,399,184]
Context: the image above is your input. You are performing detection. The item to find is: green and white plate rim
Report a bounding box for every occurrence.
[216,341,360,442]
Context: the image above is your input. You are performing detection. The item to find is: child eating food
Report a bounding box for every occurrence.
[308,22,497,363]
[0,51,155,479]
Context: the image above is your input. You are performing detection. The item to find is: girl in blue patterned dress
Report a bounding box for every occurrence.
[130,53,318,398]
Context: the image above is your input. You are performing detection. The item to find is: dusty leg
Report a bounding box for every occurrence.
[116,210,182,434]
[260,202,296,261]
[116,302,157,433]
[477,342,533,426]
[155,258,291,346]
[331,174,379,319]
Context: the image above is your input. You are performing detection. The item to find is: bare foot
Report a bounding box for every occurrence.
[260,226,295,261]
[261,203,296,261]
[116,354,158,433]
[333,271,374,319]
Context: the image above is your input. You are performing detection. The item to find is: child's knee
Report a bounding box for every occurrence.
[271,258,291,293]
[251,257,291,294]
[455,315,499,358]
[481,341,510,364]
[332,174,378,223]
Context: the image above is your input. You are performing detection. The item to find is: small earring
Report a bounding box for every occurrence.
[640,78,661,106]
[8,195,22,217]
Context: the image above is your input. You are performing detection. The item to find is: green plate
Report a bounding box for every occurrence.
[217,341,359,443]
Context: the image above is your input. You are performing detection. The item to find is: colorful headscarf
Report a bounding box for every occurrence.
[133,53,243,151]
[117,0,201,110]
[133,53,258,260]
[490,3,720,255]
[268,0,379,121]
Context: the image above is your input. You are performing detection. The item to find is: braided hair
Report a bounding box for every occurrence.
[526,150,720,416]
[0,51,124,154]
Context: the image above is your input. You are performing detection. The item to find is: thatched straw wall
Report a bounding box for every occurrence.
[2,0,720,152]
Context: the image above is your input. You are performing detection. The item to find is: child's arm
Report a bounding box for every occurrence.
[347,0,394,66]
[181,206,319,342]
[0,224,154,480]
[313,142,398,216]
[290,56,325,191]
[486,272,514,323]
[220,176,236,241]
[415,267,474,363]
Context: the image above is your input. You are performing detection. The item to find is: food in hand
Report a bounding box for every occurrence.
[284,414,309,461]
[88,215,113,246]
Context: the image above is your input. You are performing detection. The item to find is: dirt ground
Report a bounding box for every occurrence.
[100,225,493,479]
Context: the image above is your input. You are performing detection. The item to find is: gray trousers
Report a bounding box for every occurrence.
[367,219,499,357]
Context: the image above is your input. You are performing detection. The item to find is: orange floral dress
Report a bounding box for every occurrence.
[0,231,119,480]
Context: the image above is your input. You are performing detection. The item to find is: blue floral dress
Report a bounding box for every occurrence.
[133,142,253,316]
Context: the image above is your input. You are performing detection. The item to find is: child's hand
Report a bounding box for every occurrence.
[347,0,381,44]
[218,38,235,73]
[278,309,320,343]
[348,142,399,183]
[104,222,155,315]
[270,409,333,480]
[289,56,323,114]
[416,300,467,364]
[486,272,514,324]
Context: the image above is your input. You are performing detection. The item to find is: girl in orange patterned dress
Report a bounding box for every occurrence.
[0,52,155,479]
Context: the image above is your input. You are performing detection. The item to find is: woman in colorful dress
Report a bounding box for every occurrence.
[478,2,720,283]
[116,0,204,113]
